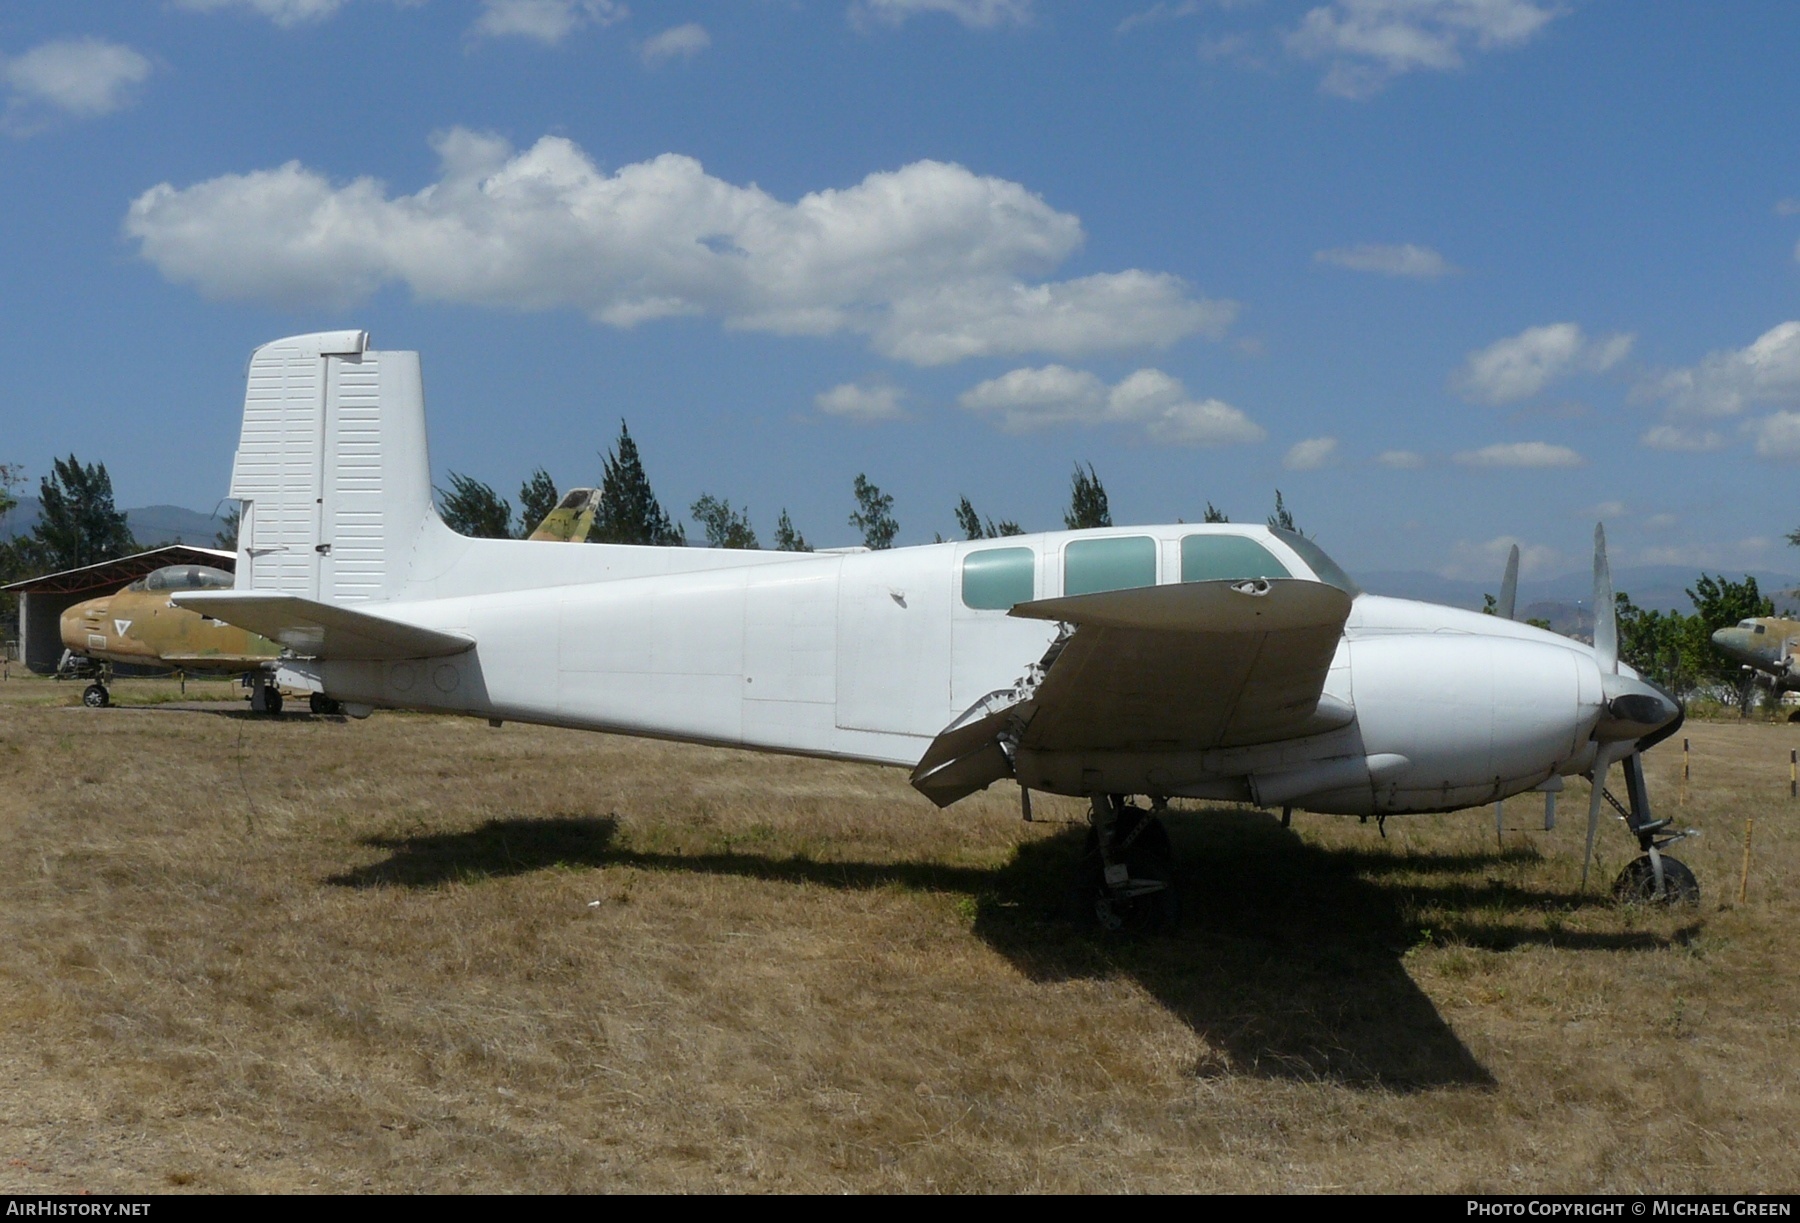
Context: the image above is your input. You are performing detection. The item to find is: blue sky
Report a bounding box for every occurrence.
[2,0,1798,581]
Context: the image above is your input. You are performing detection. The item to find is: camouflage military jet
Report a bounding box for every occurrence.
[1710,616,1800,693]
[58,563,290,711]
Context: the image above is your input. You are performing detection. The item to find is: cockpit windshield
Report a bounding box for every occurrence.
[129,565,234,593]
[1270,529,1360,597]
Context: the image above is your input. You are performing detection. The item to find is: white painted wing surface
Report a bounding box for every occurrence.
[1010,579,1352,752]
[172,591,474,660]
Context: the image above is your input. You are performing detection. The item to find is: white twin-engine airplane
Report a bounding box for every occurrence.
[178,331,1692,927]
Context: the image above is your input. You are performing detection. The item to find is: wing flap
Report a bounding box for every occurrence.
[172,592,473,660]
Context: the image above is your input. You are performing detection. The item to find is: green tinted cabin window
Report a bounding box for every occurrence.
[1064,536,1157,596]
[962,547,1035,610]
[1179,534,1291,583]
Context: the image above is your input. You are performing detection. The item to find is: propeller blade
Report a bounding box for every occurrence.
[1592,523,1617,674]
[1499,544,1519,621]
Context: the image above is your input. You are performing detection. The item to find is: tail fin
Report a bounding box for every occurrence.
[228,331,433,604]
[527,488,600,542]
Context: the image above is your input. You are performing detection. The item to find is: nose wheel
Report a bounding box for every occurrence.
[82,682,110,708]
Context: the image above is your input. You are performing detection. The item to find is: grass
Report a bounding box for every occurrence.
[0,672,1796,1192]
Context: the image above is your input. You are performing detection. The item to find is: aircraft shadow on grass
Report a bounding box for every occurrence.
[327,809,1699,1092]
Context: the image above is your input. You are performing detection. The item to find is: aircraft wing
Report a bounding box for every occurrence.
[911,579,1352,806]
[172,592,474,660]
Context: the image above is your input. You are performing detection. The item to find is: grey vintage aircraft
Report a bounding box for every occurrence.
[175,331,1693,924]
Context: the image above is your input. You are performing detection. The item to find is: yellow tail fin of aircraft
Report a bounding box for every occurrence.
[526,488,600,542]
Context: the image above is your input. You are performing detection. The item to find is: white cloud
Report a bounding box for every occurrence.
[1457,322,1633,405]
[641,22,709,65]
[1283,436,1339,470]
[124,130,1231,366]
[1374,448,1426,469]
[472,0,628,44]
[1590,500,1626,520]
[1314,242,1456,278]
[1452,441,1584,469]
[1776,198,1800,217]
[172,0,350,25]
[1,39,152,131]
[1645,321,1800,419]
[1117,2,1202,34]
[1644,513,1676,529]
[958,365,1265,446]
[815,381,906,423]
[1750,411,1800,463]
[1640,424,1724,453]
[1287,0,1563,98]
[853,0,1033,28]
[1440,535,1562,582]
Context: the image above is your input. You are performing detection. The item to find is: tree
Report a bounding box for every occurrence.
[773,509,811,552]
[1268,489,1299,534]
[0,462,21,528]
[15,455,135,574]
[592,421,684,546]
[1617,575,1777,701]
[691,494,759,549]
[954,496,1023,540]
[215,502,240,551]
[437,472,514,538]
[849,474,898,550]
[517,468,559,539]
[1063,463,1111,530]
[1203,502,1228,523]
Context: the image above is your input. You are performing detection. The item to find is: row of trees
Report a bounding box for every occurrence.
[439,421,1309,553]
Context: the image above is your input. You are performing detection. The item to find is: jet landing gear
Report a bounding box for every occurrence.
[1076,795,1180,933]
[82,682,110,708]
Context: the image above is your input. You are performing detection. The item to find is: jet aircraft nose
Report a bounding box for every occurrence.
[1593,672,1682,744]
[60,599,106,651]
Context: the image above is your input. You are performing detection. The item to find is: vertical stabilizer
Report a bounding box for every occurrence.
[229,331,432,604]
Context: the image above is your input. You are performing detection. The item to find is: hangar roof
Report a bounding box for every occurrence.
[2,546,236,596]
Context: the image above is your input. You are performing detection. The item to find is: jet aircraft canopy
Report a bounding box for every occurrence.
[129,565,235,594]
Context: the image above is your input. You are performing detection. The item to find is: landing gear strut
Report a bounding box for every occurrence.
[1604,753,1700,905]
[1076,795,1180,933]
[247,673,283,716]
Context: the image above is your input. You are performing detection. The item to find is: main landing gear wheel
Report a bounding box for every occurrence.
[1613,854,1699,906]
[1075,796,1180,934]
[309,693,343,716]
[82,683,109,708]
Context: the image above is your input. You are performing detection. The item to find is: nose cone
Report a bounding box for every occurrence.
[1711,626,1747,657]
[60,599,104,651]
[1594,672,1683,744]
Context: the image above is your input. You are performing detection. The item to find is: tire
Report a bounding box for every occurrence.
[1074,811,1181,934]
[82,683,109,709]
[309,693,342,716]
[1612,854,1700,906]
[263,687,283,716]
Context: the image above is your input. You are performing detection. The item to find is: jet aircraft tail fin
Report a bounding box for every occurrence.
[227,331,437,605]
[527,488,601,542]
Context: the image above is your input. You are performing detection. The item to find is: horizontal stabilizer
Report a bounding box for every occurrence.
[172,591,474,660]
[1013,578,1350,634]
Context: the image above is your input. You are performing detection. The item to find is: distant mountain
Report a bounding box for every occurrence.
[1358,565,1800,618]
[0,497,230,548]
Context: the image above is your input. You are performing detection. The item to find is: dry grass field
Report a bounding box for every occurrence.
[1,672,1797,1193]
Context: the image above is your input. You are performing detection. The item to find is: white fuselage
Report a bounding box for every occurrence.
[290,521,1614,817]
